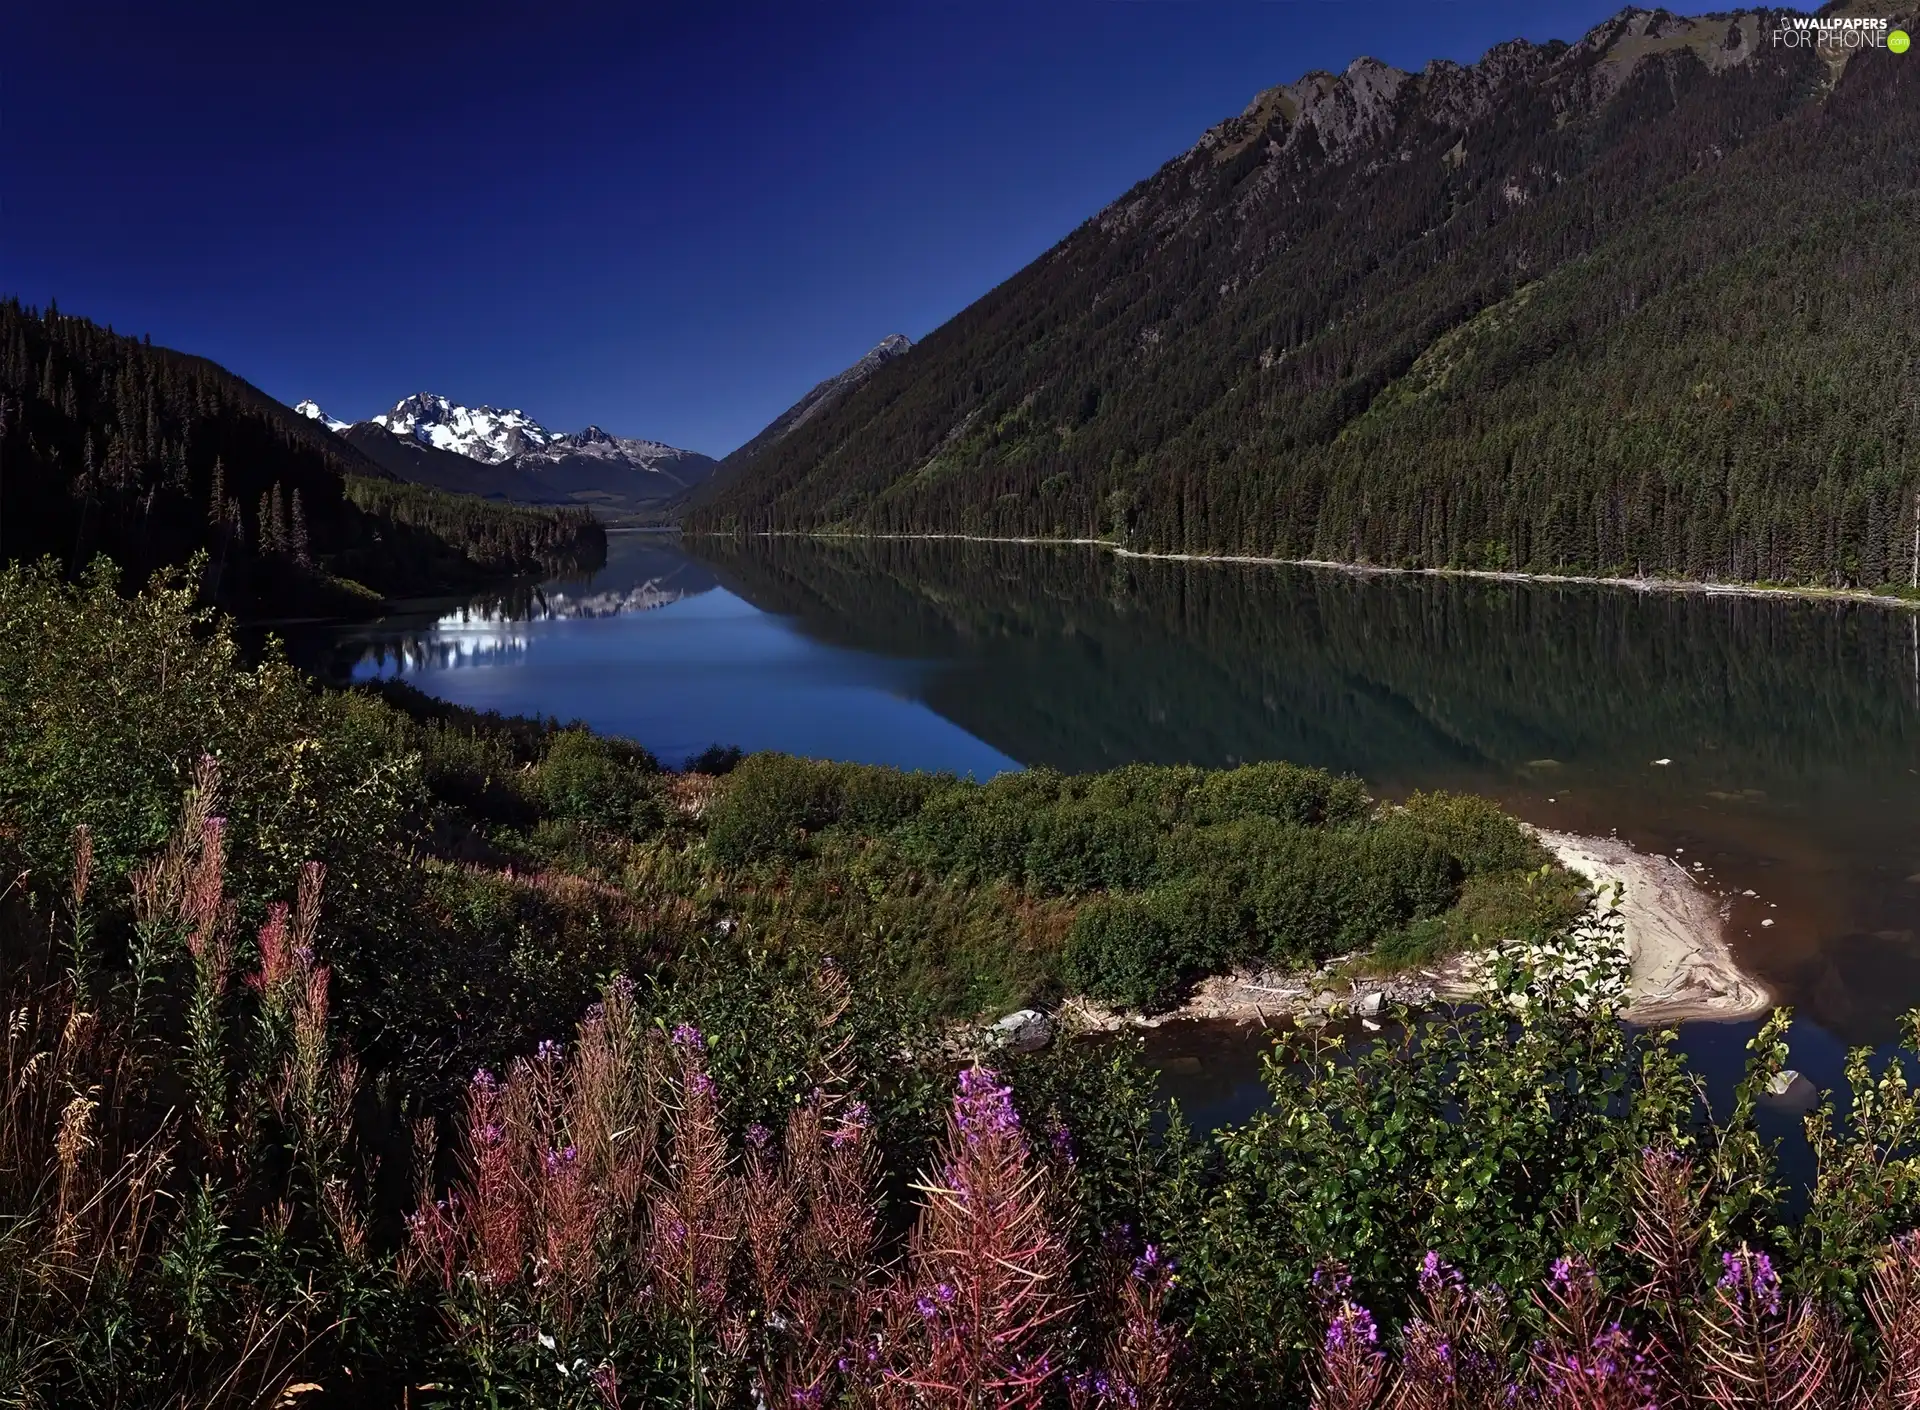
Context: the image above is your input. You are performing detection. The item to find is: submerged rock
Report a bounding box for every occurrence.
[1762,1069,1818,1110]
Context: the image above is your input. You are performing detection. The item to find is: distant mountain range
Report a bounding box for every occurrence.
[296,333,915,520]
[296,394,719,516]
[692,9,1920,591]
[0,301,605,620]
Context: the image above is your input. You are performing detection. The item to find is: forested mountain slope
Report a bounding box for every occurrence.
[0,300,604,614]
[695,10,1920,589]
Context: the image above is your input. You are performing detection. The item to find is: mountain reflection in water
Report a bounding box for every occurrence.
[684,536,1920,1049]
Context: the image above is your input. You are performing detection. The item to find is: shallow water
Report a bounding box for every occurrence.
[309,531,1920,1124]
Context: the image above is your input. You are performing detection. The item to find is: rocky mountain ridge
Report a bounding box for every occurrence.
[691,6,1920,590]
[294,393,718,514]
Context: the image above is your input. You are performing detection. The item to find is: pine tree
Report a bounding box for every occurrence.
[208,457,227,528]
[290,488,311,567]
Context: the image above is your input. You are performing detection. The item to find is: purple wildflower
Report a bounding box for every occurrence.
[1718,1247,1783,1316]
[669,1022,706,1053]
[1048,1119,1076,1164]
[1310,1264,1354,1305]
[828,1098,871,1149]
[1133,1244,1175,1283]
[954,1065,1020,1144]
[1325,1302,1379,1351]
[1419,1250,1464,1295]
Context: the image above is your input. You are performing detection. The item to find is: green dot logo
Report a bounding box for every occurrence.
[1892,28,1912,52]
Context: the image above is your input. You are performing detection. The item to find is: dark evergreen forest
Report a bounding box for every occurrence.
[0,299,604,614]
[695,20,1920,590]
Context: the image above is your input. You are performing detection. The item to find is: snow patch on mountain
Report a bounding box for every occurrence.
[519,425,711,479]
[372,393,559,464]
[294,400,351,433]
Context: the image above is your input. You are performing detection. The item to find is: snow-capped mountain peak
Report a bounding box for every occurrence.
[294,399,351,433]
[543,424,685,460]
[371,393,558,464]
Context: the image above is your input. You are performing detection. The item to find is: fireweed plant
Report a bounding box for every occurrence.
[7,778,1920,1406]
[8,569,1920,1405]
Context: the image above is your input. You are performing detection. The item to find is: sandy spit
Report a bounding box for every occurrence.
[1062,830,1772,1035]
[1531,829,1772,1025]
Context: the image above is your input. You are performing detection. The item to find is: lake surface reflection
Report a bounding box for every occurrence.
[318,531,1920,1111]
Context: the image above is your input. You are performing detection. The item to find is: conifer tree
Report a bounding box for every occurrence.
[290,488,310,567]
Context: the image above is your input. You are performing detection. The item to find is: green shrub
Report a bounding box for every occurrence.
[0,556,416,925]
[705,753,844,865]
[837,762,953,831]
[1063,892,1183,1010]
[1062,875,1245,1009]
[898,768,1066,881]
[1244,821,1458,965]
[1375,865,1587,970]
[1021,800,1161,894]
[1151,873,1249,972]
[1399,789,1550,875]
[1193,760,1372,829]
[533,727,666,835]
[1076,763,1206,824]
[414,718,535,826]
[686,742,745,775]
[1245,831,1350,964]
[1354,814,1463,922]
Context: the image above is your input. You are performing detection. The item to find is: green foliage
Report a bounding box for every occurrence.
[532,727,666,835]
[1063,876,1245,1010]
[704,753,849,864]
[1176,1005,1707,1400]
[1399,789,1552,875]
[1192,761,1372,829]
[1064,893,1184,1011]
[0,556,415,917]
[700,749,1561,1011]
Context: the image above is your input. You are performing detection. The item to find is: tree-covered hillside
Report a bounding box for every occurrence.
[0,298,605,613]
[695,11,1920,590]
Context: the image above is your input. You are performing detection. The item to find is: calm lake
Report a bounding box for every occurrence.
[311,531,1920,1131]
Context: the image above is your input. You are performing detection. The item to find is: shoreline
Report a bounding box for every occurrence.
[713,529,1920,615]
[1059,828,1772,1036]
[1532,829,1773,1024]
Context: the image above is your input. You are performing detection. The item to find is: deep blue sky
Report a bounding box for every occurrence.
[8,1,1627,455]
